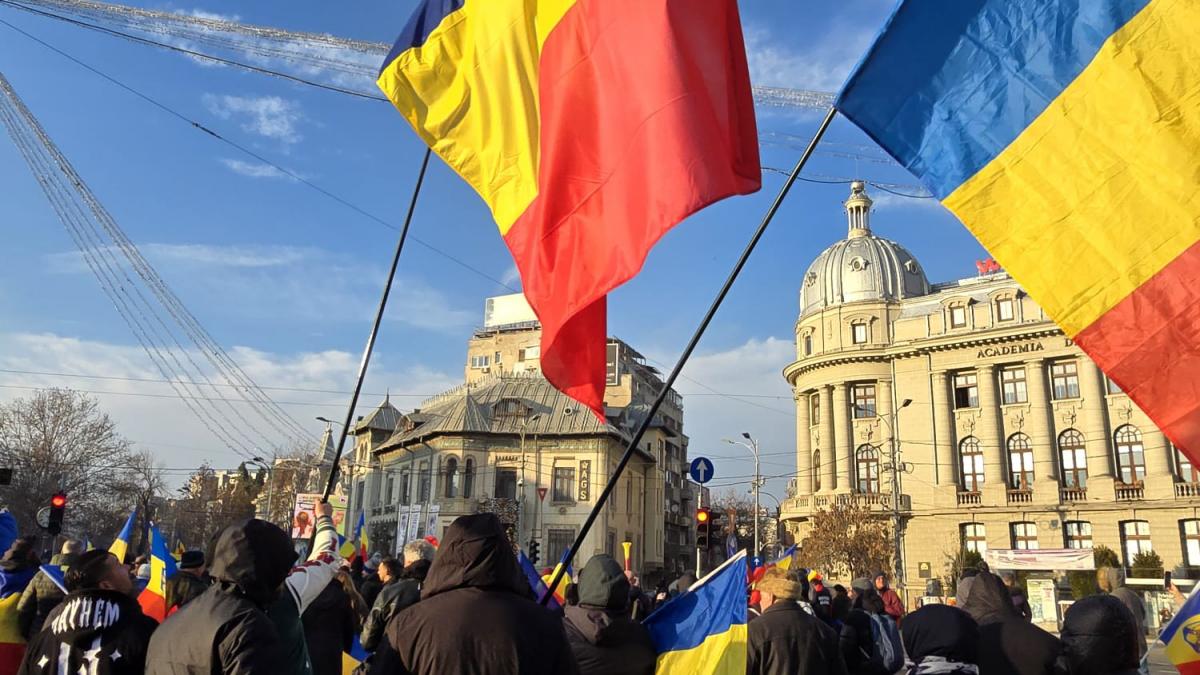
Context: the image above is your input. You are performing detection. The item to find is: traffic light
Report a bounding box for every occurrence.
[48,492,66,535]
[696,508,711,548]
[528,539,540,566]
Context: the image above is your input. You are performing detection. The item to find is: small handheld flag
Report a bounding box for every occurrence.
[137,523,177,621]
[645,551,747,674]
[1160,584,1200,673]
[519,551,559,611]
[109,508,136,563]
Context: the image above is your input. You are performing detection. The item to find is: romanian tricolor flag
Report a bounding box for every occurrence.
[645,551,747,674]
[137,523,177,622]
[358,512,370,560]
[377,0,761,416]
[837,0,1200,456]
[109,508,136,563]
[1160,586,1200,673]
[772,545,797,572]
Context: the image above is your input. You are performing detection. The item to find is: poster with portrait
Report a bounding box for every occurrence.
[292,493,348,539]
[425,505,441,542]
[406,504,422,542]
[396,512,410,555]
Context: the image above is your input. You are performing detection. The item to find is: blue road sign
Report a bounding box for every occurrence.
[689,456,715,484]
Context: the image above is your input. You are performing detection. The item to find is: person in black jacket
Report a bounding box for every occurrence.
[18,540,82,638]
[999,572,1032,622]
[164,550,209,613]
[830,585,851,626]
[839,578,892,675]
[303,572,362,675]
[144,518,298,673]
[563,555,655,675]
[19,549,157,675]
[368,513,578,675]
[957,571,1063,675]
[747,567,846,675]
[1060,595,1141,675]
[807,571,834,623]
[361,540,434,652]
[901,604,979,675]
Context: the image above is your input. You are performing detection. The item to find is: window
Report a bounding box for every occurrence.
[1011,522,1038,550]
[1001,366,1028,404]
[856,445,881,494]
[1065,521,1093,549]
[444,457,459,498]
[996,297,1015,322]
[518,345,540,362]
[809,394,820,427]
[954,372,979,409]
[1051,361,1080,400]
[547,529,575,564]
[812,450,821,492]
[494,351,502,364]
[1007,433,1035,489]
[1121,520,1152,563]
[553,465,576,502]
[852,383,877,418]
[494,468,517,500]
[463,458,475,498]
[851,322,868,344]
[803,333,813,356]
[418,461,431,502]
[1183,520,1200,566]
[1115,425,1146,485]
[962,523,987,554]
[950,305,968,328]
[1058,429,1088,488]
[960,437,985,492]
[1106,376,1123,395]
[1178,448,1199,483]
[385,475,395,503]
[400,471,411,505]
[355,480,365,511]
[469,354,490,369]
[495,398,528,417]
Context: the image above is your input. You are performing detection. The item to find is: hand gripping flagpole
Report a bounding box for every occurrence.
[541,107,839,605]
[319,147,433,503]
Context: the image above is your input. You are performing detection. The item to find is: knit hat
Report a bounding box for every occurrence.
[756,567,801,601]
[179,550,205,570]
[807,570,823,582]
[851,577,873,594]
[576,554,629,610]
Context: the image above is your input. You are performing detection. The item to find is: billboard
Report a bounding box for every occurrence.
[292,493,348,539]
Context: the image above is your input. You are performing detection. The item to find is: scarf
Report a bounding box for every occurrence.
[906,656,979,675]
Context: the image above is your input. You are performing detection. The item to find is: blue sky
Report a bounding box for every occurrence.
[0,0,989,496]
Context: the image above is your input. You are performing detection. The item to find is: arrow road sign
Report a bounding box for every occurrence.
[689,457,714,484]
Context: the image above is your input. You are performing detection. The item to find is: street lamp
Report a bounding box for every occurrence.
[723,433,762,559]
[316,416,343,427]
[518,413,542,545]
[855,397,912,593]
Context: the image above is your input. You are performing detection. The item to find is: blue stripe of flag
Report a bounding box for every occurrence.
[379,0,466,75]
[645,552,747,653]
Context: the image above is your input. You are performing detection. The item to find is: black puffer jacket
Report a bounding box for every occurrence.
[748,600,846,675]
[144,519,298,674]
[19,589,157,675]
[839,589,890,675]
[1060,595,1141,675]
[369,514,578,675]
[302,580,357,675]
[958,572,1064,675]
[563,555,655,675]
[164,572,209,612]
[360,559,429,651]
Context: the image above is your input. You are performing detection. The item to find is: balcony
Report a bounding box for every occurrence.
[1115,482,1145,501]
[1006,489,1033,505]
[782,492,895,516]
[1176,482,1200,499]
[956,491,982,506]
[1059,487,1088,503]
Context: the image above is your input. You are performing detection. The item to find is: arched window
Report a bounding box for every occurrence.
[1007,433,1034,490]
[463,458,475,498]
[1058,430,1088,488]
[959,436,984,492]
[855,444,880,494]
[812,450,821,492]
[1115,425,1146,485]
[1177,447,1199,483]
[444,457,459,498]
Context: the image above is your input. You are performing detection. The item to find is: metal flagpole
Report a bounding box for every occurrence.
[319,147,433,502]
[541,107,839,605]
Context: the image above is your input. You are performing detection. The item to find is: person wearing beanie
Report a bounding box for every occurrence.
[164,550,209,613]
[840,577,898,675]
[562,554,655,675]
[807,570,834,623]
[1060,594,1141,675]
[747,567,845,675]
[901,604,980,675]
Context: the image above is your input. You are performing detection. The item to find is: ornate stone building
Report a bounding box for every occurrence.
[782,182,1200,600]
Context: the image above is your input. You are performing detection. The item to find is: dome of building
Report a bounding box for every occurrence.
[799,181,930,315]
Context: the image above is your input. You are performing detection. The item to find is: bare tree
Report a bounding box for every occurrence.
[799,501,893,580]
[711,487,781,559]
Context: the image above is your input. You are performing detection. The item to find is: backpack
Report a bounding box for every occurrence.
[865,613,904,672]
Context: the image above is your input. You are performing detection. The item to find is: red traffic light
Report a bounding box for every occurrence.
[50,493,66,508]
[696,508,710,523]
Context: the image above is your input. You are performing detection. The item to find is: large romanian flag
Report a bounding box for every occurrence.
[644,551,747,674]
[1160,586,1200,673]
[137,523,177,622]
[377,0,761,416]
[837,1,1200,457]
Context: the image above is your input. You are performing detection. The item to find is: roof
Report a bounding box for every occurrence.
[354,395,402,433]
[377,374,643,454]
[316,425,336,464]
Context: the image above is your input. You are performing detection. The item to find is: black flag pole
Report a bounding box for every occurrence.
[319,147,433,502]
[540,107,838,605]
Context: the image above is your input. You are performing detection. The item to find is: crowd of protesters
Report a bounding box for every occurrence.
[0,505,1164,675]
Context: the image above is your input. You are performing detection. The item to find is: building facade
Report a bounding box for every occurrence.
[782,182,1200,597]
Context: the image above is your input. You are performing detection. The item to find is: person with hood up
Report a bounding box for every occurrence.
[808,571,834,623]
[164,550,209,613]
[144,517,298,673]
[1,538,43,672]
[19,549,157,675]
[830,585,851,626]
[562,554,655,675]
[18,539,82,639]
[1059,594,1141,675]
[361,540,434,652]
[840,578,900,675]
[999,572,1032,622]
[1097,566,1147,665]
[956,570,1062,675]
[368,513,578,675]
[747,567,846,675]
[359,558,383,609]
[303,570,366,675]
[900,604,980,675]
[873,572,904,623]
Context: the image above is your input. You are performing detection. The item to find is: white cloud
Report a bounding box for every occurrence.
[219,158,297,181]
[182,9,241,22]
[203,94,303,144]
[869,190,945,213]
[743,23,874,93]
[500,264,521,289]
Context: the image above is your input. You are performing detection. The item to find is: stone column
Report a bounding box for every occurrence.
[975,364,1004,490]
[931,371,957,485]
[819,385,836,493]
[833,383,853,492]
[1078,360,1114,477]
[796,390,812,496]
[1142,423,1173,499]
[878,378,893,419]
[1023,359,1056,486]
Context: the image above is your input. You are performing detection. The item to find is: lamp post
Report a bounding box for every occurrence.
[723,432,761,559]
[518,413,542,546]
[249,455,274,524]
[759,491,783,558]
[855,397,912,591]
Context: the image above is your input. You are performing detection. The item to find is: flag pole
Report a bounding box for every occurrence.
[541,107,839,605]
[319,147,433,502]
